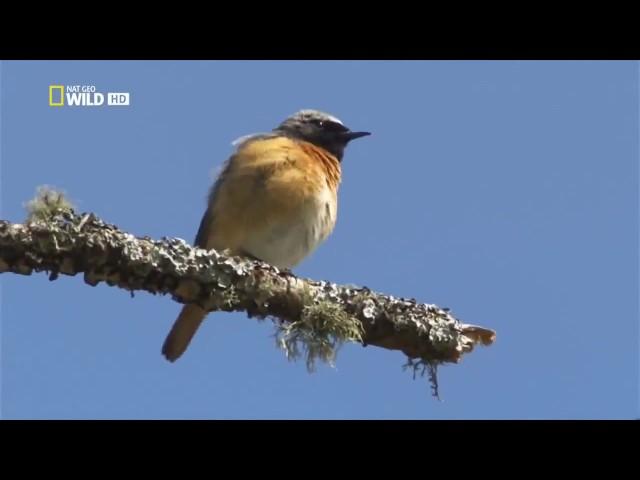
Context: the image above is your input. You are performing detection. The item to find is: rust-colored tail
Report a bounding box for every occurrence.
[162,304,207,362]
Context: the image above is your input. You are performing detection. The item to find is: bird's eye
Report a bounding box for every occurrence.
[321,121,348,133]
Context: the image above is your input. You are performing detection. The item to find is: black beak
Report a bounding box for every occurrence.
[342,131,371,142]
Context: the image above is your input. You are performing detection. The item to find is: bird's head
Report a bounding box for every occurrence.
[274,109,370,161]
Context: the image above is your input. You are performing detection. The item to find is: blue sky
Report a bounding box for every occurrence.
[0,60,637,419]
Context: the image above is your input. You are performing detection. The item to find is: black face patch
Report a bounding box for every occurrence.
[275,116,348,159]
[317,120,349,133]
[273,110,369,161]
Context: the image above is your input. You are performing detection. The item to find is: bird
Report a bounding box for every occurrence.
[161,109,371,362]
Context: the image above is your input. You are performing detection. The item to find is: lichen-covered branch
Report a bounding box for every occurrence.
[0,189,495,395]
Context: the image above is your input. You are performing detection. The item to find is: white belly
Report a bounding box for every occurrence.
[242,187,336,269]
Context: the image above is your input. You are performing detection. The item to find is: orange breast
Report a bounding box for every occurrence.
[204,136,341,267]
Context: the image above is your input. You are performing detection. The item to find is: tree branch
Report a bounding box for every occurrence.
[1,189,495,394]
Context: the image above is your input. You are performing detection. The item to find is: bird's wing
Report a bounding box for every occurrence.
[193,133,275,249]
[231,132,272,148]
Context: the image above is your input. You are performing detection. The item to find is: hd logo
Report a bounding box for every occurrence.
[49,85,131,107]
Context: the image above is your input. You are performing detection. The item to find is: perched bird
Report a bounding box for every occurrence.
[161,109,370,362]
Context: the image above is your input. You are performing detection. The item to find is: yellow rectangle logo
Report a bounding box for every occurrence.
[49,85,64,106]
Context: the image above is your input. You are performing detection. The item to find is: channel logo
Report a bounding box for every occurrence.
[49,85,131,107]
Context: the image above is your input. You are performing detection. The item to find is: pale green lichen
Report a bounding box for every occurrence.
[222,286,240,309]
[403,357,442,400]
[275,300,364,373]
[24,186,75,223]
[250,274,281,308]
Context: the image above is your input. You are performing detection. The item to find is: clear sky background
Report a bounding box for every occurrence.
[0,60,637,419]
